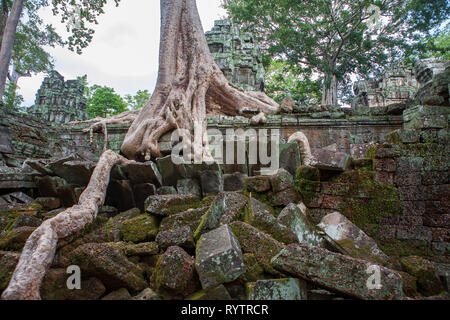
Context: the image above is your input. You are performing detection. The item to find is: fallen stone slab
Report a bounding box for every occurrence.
[400,256,444,297]
[156,226,195,250]
[271,244,403,300]
[271,188,300,207]
[200,170,224,196]
[312,148,352,171]
[195,225,246,290]
[0,251,20,292]
[119,214,159,243]
[50,160,96,186]
[278,203,325,247]
[247,278,308,300]
[9,214,42,229]
[279,143,302,177]
[223,172,246,192]
[0,226,36,251]
[245,176,271,193]
[35,176,66,197]
[69,243,147,292]
[34,197,61,211]
[145,194,200,216]
[159,207,209,234]
[246,197,298,245]
[157,186,178,195]
[132,288,161,300]
[230,221,285,276]
[194,192,247,239]
[177,179,201,197]
[317,211,390,265]
[270,168,295,193]
[152,246,198,298]
[120,161,163,186]
[187,284,232,300]
[101,288,132,300]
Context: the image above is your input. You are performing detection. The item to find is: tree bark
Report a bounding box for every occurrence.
[321,73,338,106]
[119,0,279,161]
[0,0,23,103]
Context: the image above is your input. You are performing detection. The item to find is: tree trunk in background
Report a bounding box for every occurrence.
[321,73,338,106]
[120,0,279,161]
[0,0,10,40]
[0,0,23,104]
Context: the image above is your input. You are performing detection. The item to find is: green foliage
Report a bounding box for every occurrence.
[86,85,127,118]
[404,23,450,62]
[124,89,151,110]
[223,0,450,102]
[2,80,23,110]
[265,60,321,105]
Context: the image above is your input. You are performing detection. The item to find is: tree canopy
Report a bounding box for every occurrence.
[86,85,127,118]
[223,0,450,105]
[124,89,151,110]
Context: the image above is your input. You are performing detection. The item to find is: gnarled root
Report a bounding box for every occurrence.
[1,150,132,300]
[288,131,315,166]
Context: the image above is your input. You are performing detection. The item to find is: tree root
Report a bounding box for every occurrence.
[1,150,132,300]
[288,131,315,166]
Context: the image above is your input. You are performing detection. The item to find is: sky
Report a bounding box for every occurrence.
[18,0,227,107]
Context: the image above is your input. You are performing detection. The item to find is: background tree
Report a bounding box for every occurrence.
[0,0,121,104]
[223,0,450,106]
[124,89,151,110]
[265,60,321,105]
[404,23,450,63]
[86,85,127,118]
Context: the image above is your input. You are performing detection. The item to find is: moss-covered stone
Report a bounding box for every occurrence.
[145,194,201,216]
[186,284,232,300]
[240,253,265,282]
[0,226,36,251]
[230,221,285,276]
[0,251,19,293]
[120,215,159,243]
[400,256,444,297]
[247,278,307,300]
[296,166,320,181]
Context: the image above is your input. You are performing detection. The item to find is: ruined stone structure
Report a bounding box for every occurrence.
[352,63,419,109]
[27,71,88,124]
[206,20,265,92]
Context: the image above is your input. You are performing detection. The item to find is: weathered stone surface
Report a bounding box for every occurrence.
[270,168,295,193]
[194,192,247,239]
[120,215,159,243]
[177,179,201,197]
[120,161,162,186]
[156,226,195,250]
[245,176,271,193]
[133,183,156,211]
[400,256,444,297]
[195,225,246,290]
[153,246,197,297]
[105,180,135,212]
[1,192,34,207]
[159,207,209,234]
[0,251,19,293]
[318,212,390,266]
[240,253,265,282]
[187,284,232,300]
[0,226,35,250]
[105,242,160,257]
[56,184,77,207]
[279,143,302,177]
[145,194,200,217]
[278,203,324,247]
[41,269,106,300]
[312,148,352,171]
[223,172,246,192]
[246,197,298,245]
[132,288,161,300]
[247,278,308,300]
[432,262,450,293]
[157,186,178,195]
[9,214,42,229]
[200,170,224,196]
[101,288,132,300]
[230,221,285,275]
[34,197,61,210]
[69,243,147,292]
[272,244,403,300]
[296,166,320,181]
[271,188,300,207]
[398,271,419,298]
[50,160,96,186]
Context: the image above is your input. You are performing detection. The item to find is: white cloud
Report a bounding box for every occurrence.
[17,0,227,106]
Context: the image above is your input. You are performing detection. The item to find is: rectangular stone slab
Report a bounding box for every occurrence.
[271,244,403,300]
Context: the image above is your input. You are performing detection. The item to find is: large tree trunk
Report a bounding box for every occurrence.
[2,0,279,300]
[120,0,279,161]
[0,0,23,104]
[321,73,338,106]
